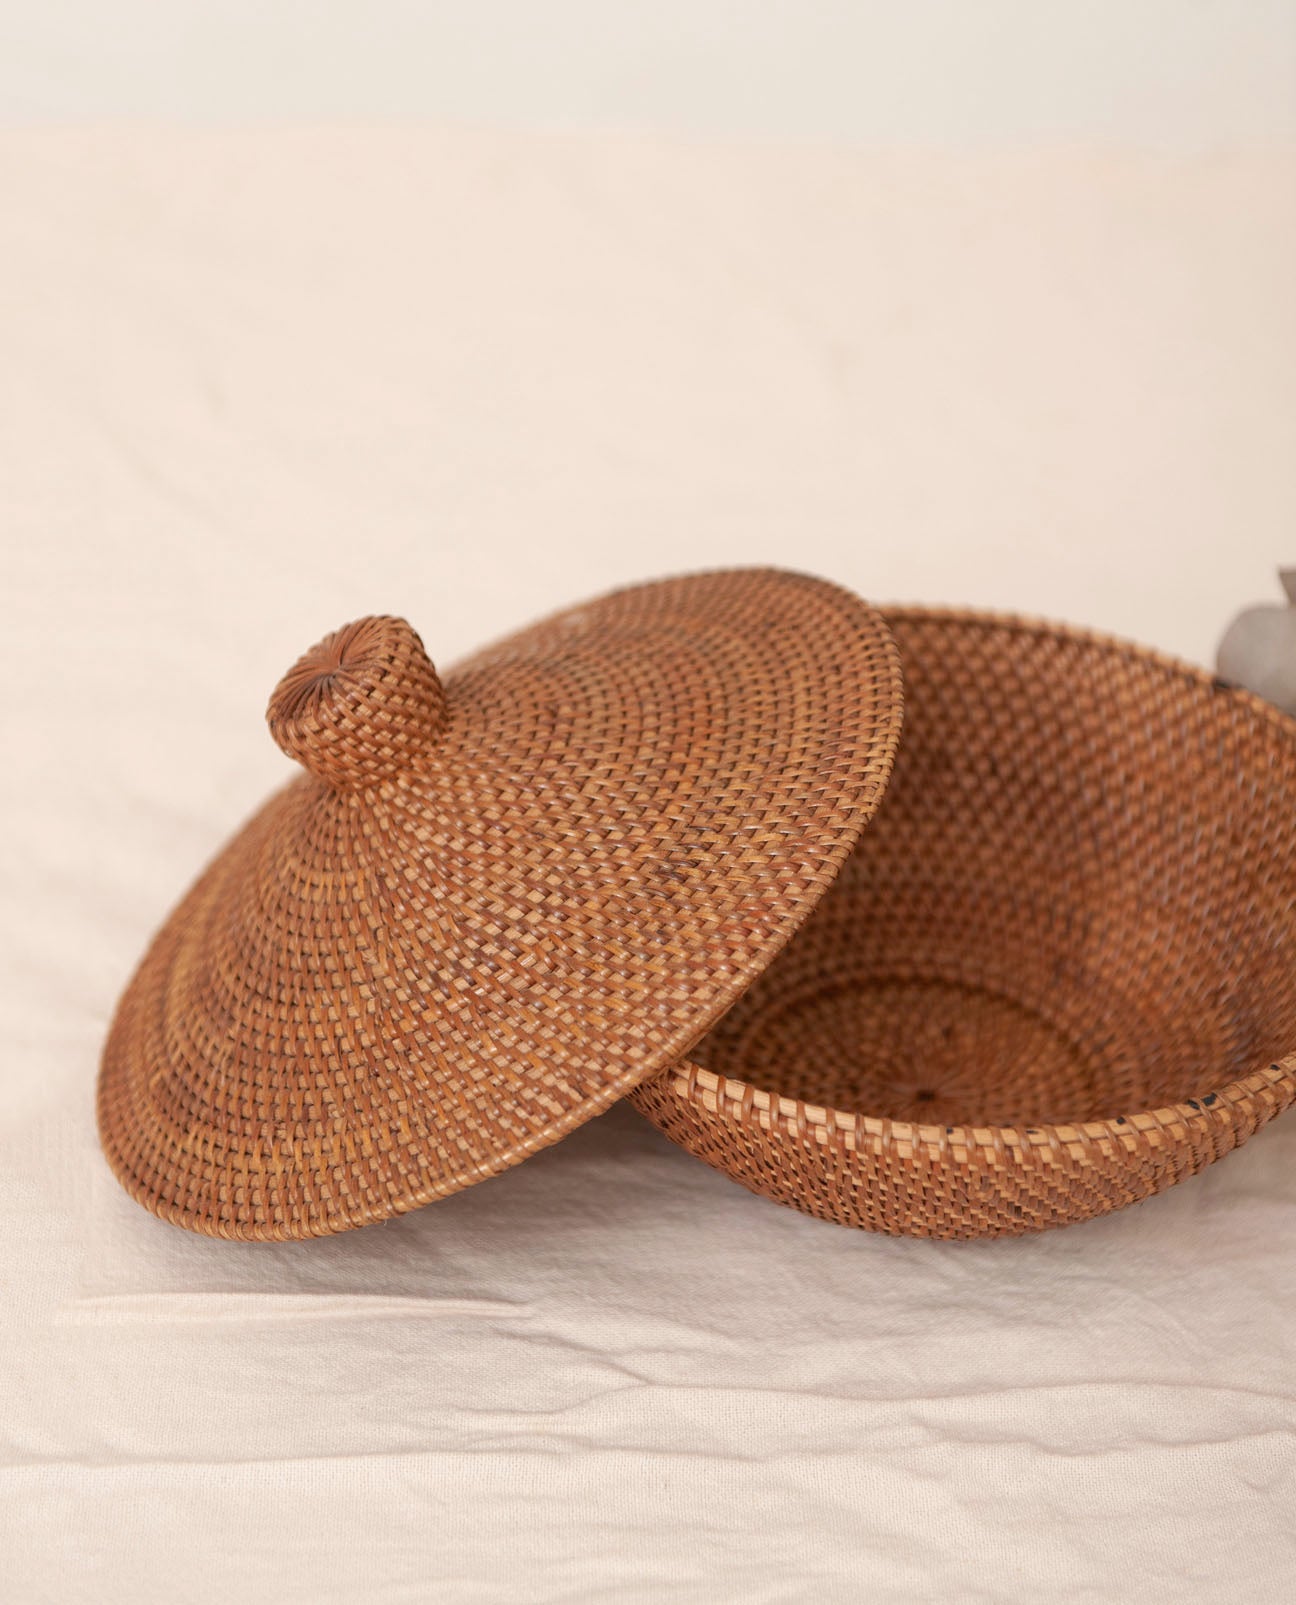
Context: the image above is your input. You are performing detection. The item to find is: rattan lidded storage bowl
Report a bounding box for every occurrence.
[98,570,1296,1243]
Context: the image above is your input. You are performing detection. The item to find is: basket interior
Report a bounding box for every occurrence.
[693,612,1296,1128]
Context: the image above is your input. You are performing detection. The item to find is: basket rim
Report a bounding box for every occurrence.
[877,601,1296,739]
[663,1057,1296,1154]
[660,603,1296,1157]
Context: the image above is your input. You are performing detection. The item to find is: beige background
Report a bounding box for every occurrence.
[2,65,1295,1605]
[3,1,1294,141]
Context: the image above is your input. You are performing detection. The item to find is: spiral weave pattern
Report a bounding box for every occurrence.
[98,570,903,1239]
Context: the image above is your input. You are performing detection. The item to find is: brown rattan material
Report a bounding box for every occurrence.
[631,609,1296,1238]
[97,570,903,1240]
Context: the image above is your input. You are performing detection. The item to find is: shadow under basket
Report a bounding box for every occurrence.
[630,608,1296,1239]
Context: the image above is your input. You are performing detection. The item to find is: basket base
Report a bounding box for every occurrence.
[734,975,1101,1128]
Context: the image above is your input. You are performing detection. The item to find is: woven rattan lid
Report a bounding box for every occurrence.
[98,569,903,1240]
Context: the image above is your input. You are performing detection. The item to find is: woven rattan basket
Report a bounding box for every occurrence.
[98,575,1296,1242]
[630,607,1296,1238]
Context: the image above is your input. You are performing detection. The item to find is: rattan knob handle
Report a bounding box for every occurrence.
[267,615,447,789]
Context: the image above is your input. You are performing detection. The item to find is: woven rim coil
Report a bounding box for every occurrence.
[97,569,903,1240]
[631,608,1296,1238]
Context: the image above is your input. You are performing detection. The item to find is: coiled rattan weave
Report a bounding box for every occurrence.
[97,570,903,1240]
[631,609,1296,1238]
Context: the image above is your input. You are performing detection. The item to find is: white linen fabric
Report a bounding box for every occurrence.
[2,129,1295,1604]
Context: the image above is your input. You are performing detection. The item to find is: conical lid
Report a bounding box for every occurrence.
[98,569,903,1239]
